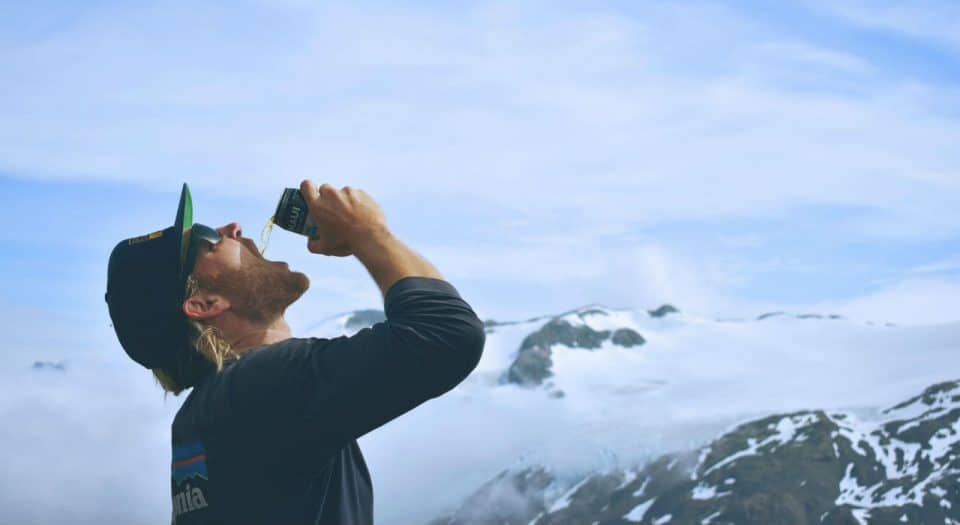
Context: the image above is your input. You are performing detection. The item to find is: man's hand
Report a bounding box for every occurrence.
[299,180,389,257]
[301,179,443,298]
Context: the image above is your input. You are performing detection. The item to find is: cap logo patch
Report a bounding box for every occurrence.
[127,230,164,245]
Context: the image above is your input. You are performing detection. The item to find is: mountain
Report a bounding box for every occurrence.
[648,304,680,318]
[502,310,645,388]
[304,303,959,525]
[428,379,960,525]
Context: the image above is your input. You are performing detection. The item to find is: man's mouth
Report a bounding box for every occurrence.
[241,237,267,259]
[242,236,291,267]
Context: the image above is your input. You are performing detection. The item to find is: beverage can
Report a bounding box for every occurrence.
[273,188,319,238]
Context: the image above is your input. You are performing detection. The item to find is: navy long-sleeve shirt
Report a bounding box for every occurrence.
[169,276,485,525]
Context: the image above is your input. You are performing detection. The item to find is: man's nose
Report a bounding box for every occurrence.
[218,222,243,240]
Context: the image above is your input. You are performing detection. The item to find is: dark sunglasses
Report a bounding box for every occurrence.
[183,223,223,277]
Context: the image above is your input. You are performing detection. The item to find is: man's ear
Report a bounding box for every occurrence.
[183,291,231,321]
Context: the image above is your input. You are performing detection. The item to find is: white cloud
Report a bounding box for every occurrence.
[0,337,179,525]
[813,1,960,50]
[804,277,960,325]
[0,1,958,243]
[615,244,745,316]
[912,256,960,274]
[413,235,753,321]
[756,41,873,73]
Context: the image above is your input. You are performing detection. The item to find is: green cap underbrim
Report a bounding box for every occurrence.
[174,183,194,282]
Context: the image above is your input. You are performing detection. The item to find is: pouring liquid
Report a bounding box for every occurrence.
[259,216,275,255]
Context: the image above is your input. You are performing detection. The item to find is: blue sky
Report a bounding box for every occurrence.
[1,0,959,345]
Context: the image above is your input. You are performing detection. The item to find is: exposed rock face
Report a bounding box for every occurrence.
[756,311,785,320]
[519,319,611,352]
[429,380,960,525]
[611,328,645,348]
[503,309,646,387]
[648,304,679,318]
[505,346,554,387]
[344,309,385,330]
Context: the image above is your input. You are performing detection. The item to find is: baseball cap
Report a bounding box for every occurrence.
[105,183,222,371]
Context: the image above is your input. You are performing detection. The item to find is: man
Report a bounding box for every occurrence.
[105,180,486,524]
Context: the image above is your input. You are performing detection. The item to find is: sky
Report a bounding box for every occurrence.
[1,0,959,330]
[0,0,958,521]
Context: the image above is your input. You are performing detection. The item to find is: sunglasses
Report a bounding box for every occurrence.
[183,223,223,276]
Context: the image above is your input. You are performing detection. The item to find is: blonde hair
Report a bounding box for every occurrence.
[151,274,240,395]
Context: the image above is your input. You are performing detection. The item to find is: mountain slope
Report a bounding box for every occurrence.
[429,380,960,525]
[303,304,959,525]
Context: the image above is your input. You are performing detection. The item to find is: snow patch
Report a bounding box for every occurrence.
[702,509,723,525]
[623,499,655,522]
[691,482,731,500]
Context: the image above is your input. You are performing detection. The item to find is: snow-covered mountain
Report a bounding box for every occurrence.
[307,303,959,524]
[427,379,960,525]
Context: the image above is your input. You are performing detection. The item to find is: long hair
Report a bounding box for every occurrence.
[151,274,239,395]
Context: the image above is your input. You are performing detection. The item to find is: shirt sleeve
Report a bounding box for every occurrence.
[226,276,486,470]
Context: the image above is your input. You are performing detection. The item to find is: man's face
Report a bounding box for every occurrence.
[190,222,310,322]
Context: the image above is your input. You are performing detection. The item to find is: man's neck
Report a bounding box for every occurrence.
[223,316,294,355]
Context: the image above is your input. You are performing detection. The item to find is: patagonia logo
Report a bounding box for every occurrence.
[172,440,210,520]
[127,230,164,245]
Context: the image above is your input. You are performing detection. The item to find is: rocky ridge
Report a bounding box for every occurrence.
[500,306,647,388]
[429,380,960,525]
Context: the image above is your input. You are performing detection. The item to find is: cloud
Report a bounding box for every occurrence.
[812,0,960,51]
[413,234,753,322]
[804,277,960,325]
[756,41,873,74]
[912,256,960,274]
[0,333,179,525]
[0,1,958,244]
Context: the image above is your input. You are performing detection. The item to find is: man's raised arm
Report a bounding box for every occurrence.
[227,181,486,468]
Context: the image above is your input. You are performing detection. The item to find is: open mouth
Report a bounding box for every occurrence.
[242,237,266,259]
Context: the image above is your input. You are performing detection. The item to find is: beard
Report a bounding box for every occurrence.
[197,255,310,323]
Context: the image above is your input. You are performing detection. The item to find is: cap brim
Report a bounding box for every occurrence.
[174,183,193,284]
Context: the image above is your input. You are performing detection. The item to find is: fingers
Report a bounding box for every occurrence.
[318,183,333,194]
[300,180,353,202]
[300,180,320,208]
[298,181,377,258]
[307,237,352,257]
[301,180,347,212]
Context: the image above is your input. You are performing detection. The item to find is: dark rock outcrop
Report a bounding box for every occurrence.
[611,328,645,348]
[344,309,386,329]
[756,311,785,320]
[519,319,611,352]
[648,304,679,318]
[503,310,646,387]
[505,347,555,387]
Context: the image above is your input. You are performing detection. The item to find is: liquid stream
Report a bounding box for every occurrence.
[259,216,275,255]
